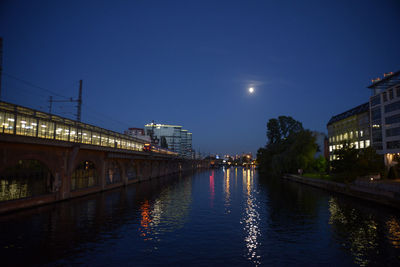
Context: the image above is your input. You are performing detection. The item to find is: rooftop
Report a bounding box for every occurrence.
[368,70,400,91]
[327,102,369,126]
[144,123,182,128]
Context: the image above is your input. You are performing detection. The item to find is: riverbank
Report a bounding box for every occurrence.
[283,174,400,210]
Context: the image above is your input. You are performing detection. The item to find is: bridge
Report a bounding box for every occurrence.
[0,101,208,214]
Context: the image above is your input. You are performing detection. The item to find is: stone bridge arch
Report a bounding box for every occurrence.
[0,159,54,202]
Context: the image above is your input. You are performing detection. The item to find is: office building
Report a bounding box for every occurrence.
[368,71,400,165]
[144,123,193,158]
[327,102,371,161]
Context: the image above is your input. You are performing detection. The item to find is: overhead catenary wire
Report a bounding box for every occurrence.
[3,72,71,100]
[3,72,133,133]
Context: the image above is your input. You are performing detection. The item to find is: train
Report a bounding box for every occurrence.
[143,143,178,156]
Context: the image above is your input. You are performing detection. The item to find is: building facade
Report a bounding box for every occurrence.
[144,123,193,158]
[368,71,400,165]
[327,102,371,161]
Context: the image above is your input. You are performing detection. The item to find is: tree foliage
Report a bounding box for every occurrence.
[330,143,384,183]
[258,116,317,176]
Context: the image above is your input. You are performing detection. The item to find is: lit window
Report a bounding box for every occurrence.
[329,146,332,152]
[350,131,353,139]
[366,140,370,147]
[355,142,359,149]
[360,140,364,149]
[360,130,363,137]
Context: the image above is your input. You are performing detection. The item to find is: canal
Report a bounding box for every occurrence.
[1,167,400,266]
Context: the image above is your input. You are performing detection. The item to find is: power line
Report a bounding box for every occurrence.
[3,72,133,133]
[3,72,71,100]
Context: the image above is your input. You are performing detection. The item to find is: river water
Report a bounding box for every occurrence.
[1,167,400,266]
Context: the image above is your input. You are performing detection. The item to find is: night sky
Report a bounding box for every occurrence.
[1,0,399,156]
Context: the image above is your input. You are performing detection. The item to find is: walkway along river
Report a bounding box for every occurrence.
[1,167,400,266]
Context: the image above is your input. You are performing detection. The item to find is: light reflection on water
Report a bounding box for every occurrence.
[387,217,400,249]
[241,167,261,265]
[0,168,400,266]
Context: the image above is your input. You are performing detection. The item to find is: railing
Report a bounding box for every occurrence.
[0,101,178,156]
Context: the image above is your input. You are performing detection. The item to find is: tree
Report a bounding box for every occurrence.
[266,116,304,145]
[278,116,303,139]
[258,116,316,176]
[267,118,281,144]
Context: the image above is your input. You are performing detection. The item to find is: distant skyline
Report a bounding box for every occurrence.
[1,0,400,156]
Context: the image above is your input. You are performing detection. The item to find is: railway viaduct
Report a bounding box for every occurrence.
[0,134,208,214]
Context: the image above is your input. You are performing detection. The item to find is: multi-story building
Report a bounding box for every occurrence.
[144,123,193,158]
[368,71,400,165]
[327,102,371,161]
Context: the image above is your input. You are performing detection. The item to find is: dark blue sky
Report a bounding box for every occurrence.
[1,0,399,155]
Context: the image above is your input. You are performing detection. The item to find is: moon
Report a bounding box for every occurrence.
[248,87,254,94]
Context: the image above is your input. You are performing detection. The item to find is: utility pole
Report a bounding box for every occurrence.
[0,37,3,101]
[48,80,83,121]
[48,96,53,113]
[77,80,82,122]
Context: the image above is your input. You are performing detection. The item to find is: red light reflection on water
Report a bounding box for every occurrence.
[139,200,151,240]
[210,170,215,207]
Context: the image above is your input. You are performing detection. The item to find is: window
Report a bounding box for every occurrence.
[0,111,15,134]
[371,107,381,121]
[383,92,388,102]
[387,141,400,150]
[389,89,394,100]
[354,142,359,149]
[350,131,353,139]
[396,87,400,98]
[360,130,363,137]
[366,140,370,147]
[386,127,400,137]
[101,134,109,146]
[70,127,78,142]
[360,140,364,149]
[385,100,400,113]
[371,95,381,106]
[108,136,115,148]
[82,129,91,144]
[386,114,400,125]
[329,146,332,152]
[92,132,101,145]
[55,124,69,141]
[38,120,54,139]
[16,115,37,137]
